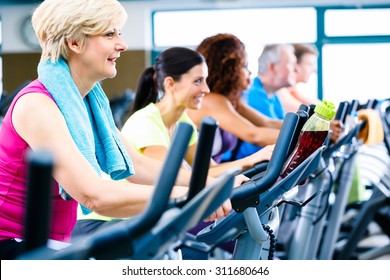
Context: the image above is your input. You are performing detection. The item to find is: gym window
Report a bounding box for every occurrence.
[152,6,390,105]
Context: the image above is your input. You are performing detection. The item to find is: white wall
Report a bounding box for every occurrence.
[1,0,390,53]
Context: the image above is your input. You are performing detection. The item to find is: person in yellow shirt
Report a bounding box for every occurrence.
[122,46,274,179]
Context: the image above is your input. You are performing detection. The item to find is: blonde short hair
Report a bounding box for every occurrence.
[32,0,127,62]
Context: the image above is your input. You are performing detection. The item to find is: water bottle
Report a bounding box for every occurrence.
[280,100,336,179]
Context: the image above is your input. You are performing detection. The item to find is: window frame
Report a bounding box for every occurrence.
[151,4,390,102]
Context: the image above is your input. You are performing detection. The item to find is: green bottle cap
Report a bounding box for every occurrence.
[314,100,336,120]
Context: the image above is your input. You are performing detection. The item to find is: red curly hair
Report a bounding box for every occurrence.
[196,33,246,97]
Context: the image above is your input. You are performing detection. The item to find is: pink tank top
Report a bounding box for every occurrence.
[0,79,78,242]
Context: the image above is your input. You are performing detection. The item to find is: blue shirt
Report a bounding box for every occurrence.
[234,77,285,160]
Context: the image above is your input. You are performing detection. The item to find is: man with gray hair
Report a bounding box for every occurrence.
[233,44,297,160]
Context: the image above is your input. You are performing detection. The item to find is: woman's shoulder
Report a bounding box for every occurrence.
[201,92,231,109]
[10,80,54,114]
[129,103,159,119]
[122,103,161,129]
[14,79,52,100]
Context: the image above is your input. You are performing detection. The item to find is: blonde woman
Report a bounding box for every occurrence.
[0,0,227,259]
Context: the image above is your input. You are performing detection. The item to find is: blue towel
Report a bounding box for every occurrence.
[38,58,135,214]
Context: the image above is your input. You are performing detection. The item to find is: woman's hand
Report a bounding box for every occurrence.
[233,174,249,187]
[330,120,344,143]
[247,144,275,166]
[203,199,232,222]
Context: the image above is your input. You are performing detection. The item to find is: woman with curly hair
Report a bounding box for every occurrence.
[122,46,274,179]
[187,33,282,163]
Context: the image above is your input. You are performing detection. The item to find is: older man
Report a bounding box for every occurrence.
[233,44,297,160]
